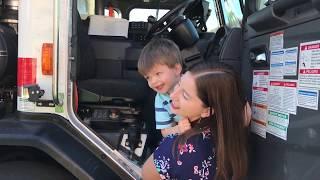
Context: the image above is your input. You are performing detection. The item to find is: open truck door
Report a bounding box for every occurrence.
[242,0,320,179]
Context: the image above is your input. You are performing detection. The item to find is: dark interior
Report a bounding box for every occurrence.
[73,0,244,164]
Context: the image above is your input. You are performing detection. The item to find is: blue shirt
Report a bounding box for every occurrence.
[153,129,216,179]
[155,93,181,129]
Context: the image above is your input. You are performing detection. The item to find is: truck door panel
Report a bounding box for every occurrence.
[242,1,320,179]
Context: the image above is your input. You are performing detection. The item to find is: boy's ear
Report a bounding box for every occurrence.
[200,107,214,118]
[174,64,182,75]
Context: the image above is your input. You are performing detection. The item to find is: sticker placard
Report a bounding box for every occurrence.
[269,31,284,51]
[251,103,267,138]
[284,47,298,76]
[268,80,297,115]
[297,88,319,110]
[299,40,320,89]
[252,70,269,105]
[270,50,284,79]
[267,110,289,140]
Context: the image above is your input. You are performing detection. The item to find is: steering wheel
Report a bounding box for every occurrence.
[145,0,195,39]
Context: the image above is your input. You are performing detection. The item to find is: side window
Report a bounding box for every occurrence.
[128,2,220,32]
[77,0,121,19]
[104,9,122,18]
[206,0,220,32]
[256,0,269,10]
[129,8,170,22]
[77,0,95,19]
[220,0,243,27]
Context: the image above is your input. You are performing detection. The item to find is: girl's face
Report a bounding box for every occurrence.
[170,72,211,121]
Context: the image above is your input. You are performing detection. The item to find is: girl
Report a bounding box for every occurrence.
[142,61,249,180]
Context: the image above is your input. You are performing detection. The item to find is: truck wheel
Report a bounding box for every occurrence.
[0,160,77,180]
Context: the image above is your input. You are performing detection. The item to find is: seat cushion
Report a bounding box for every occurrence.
[78,79,148,102]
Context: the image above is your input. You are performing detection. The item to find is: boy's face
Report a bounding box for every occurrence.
[144,63,182,94]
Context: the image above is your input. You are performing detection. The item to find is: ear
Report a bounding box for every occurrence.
[200,107,214,118]
[174,64,182,75]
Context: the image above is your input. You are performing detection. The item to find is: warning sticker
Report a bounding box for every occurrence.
[270,50,284,79]
[251,103,267,138]
[284,47,298,76]
[299,40,320,89]
[269,31,284,51]
[297,88,319,110]
[268,80,297,115]
[252,70,269,105]
[267,110,289,140]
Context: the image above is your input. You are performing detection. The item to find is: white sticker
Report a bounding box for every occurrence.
[297,88,319,110]
[299,40,320,89]
[269,31,284,51]
[270,50,284,79]
[252,70,269,105]
[284,47,298,76]
[267,110,289,140]
[251,103,268,138]
[268,80,297,115]
[17,96,35,112]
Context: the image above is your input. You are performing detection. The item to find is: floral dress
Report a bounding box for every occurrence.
[153,129,216,180]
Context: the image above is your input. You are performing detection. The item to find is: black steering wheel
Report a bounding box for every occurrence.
[145,0,195,39]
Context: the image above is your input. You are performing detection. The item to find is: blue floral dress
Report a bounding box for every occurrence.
[153,129,216,180]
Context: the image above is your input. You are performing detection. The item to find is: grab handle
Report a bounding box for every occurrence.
[52,0,62,105]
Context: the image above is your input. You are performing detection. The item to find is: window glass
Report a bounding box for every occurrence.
[129,8,170,22]
[206,0,220,32]
[104,9,121,18]
[220,0,243,27]
[256,0,271,10]
[77,0,94,19]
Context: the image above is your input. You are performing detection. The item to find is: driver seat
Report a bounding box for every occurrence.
[76,14,148,105]
[204,26,243,73]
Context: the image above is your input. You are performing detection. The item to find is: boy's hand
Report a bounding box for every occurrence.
[178,118,191,134]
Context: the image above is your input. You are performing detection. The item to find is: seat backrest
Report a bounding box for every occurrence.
[76,14,96,80]
[204,26,243,73]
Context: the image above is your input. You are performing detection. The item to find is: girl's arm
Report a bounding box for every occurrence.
[142,154,161,179]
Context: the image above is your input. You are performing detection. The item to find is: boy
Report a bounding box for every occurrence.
[138,38,190,137]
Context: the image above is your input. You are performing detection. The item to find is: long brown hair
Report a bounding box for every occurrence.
[174,61,248,180]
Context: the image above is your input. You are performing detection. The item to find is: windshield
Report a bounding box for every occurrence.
[220,0,243,27]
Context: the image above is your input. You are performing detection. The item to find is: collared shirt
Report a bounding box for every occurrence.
[155,93,181,129]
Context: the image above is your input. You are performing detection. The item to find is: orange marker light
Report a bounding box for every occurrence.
[41,43,53,75]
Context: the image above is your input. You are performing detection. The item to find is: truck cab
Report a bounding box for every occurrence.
[0,0,320,179]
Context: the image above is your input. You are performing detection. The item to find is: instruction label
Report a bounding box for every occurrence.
[297,88,319,110]
[299,40,320,89]
[270,50,284,79]
[269,31,284,51]
[251,70,269,138]
[284,47,298,76]
[267,110,289,140]
[252,70,269,105]
[251,103,267,138]
[268,80,297,115]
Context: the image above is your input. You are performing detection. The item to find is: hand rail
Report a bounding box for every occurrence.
[52,0,63,105]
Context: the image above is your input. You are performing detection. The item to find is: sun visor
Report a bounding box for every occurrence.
[88,15,129,38]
